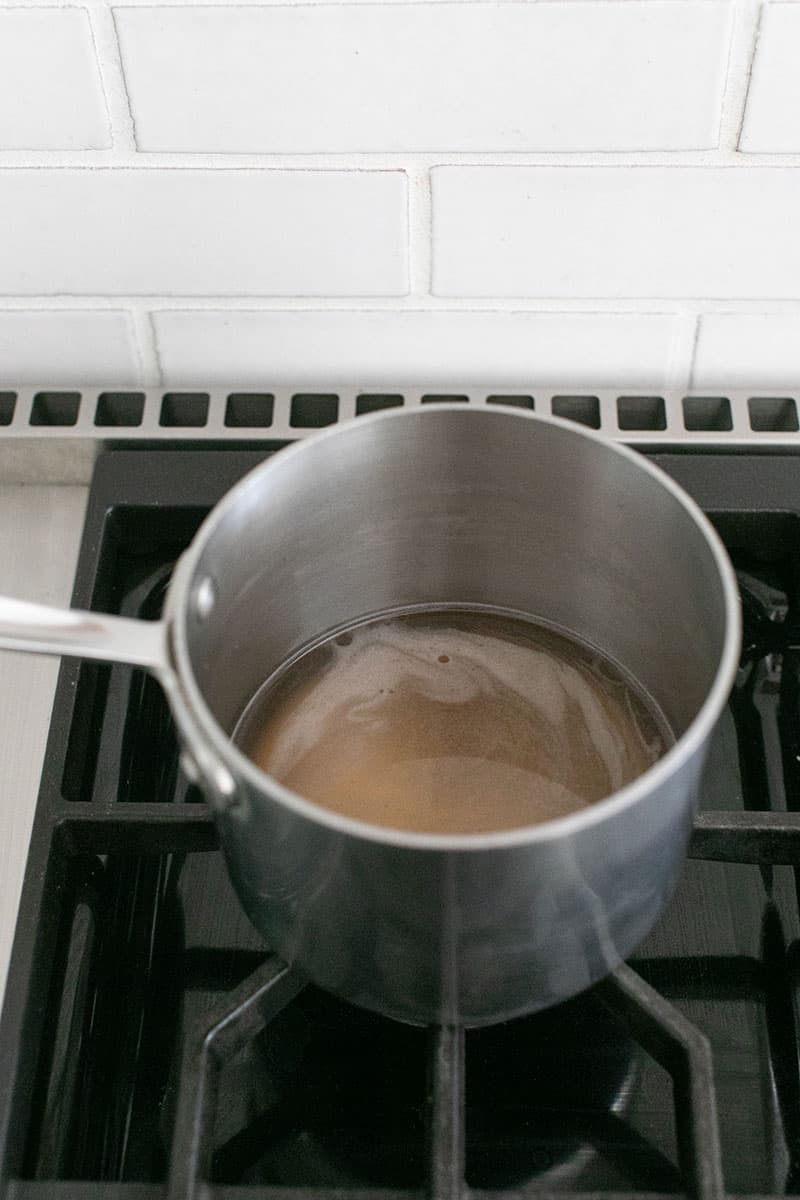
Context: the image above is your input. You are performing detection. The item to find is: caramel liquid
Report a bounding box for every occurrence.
[236,609,671,835]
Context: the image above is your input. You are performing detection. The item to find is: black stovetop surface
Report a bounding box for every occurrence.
[3,447,800,1200]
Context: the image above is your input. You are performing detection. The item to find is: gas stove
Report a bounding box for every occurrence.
[2,414,800,1200]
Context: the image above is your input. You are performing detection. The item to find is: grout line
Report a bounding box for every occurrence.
[6,298,800,314]
[407,169,432,297]
[86,5,137,151]
[732,1,765,152]
[0,0,759,7]
[82,6,114,150]
[687,314,704,391]
[130,308,161,385]
[8,153,800,168]
[714,0,741,151]
[716,0,765,153]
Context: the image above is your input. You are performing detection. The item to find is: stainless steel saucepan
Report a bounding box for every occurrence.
[0,406,740,1026]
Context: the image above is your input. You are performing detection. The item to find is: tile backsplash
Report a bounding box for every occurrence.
[1,0,799,389]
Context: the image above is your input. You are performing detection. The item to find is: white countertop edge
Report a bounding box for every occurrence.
[0,484,88,1009]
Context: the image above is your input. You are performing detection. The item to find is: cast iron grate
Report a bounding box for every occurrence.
[4,449,800,1200]
[162,956,727,1200]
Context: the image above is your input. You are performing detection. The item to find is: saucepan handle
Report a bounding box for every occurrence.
[0,596,170,679]
[0,595,239,805]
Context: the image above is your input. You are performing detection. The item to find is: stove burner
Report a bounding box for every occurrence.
[209,984,429,1188]
[466,990,637,1190]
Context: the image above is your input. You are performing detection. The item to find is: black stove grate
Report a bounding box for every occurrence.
[4,449,800,1200]
[163,956,729,1200]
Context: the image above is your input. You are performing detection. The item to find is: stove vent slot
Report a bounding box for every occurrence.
[160,393,210,428]
[225,393,275,428]
[486,395,535,409]
[683,396,733,432]
[748,396,799,433]
[0,393,16,426]
[290,393,338,427]
[30,391,80,427]
[551,394,601,428]
[95,392,145,428]
[617,395,666,431]
[355,393,404,414]
[421,394,469,404]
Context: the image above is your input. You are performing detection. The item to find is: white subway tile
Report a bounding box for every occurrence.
[0,311,138,385]
[432,167,800,299]
[0,171,407,297]
[0,9,109,150]
[154,309,679,388]
[116,2,731,153]
[694,314,800,389]
[740,4,800,152]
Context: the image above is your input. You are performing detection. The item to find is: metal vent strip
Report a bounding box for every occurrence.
[1,387,799,484]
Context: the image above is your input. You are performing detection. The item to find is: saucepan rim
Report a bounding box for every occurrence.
[169,404,742,851]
